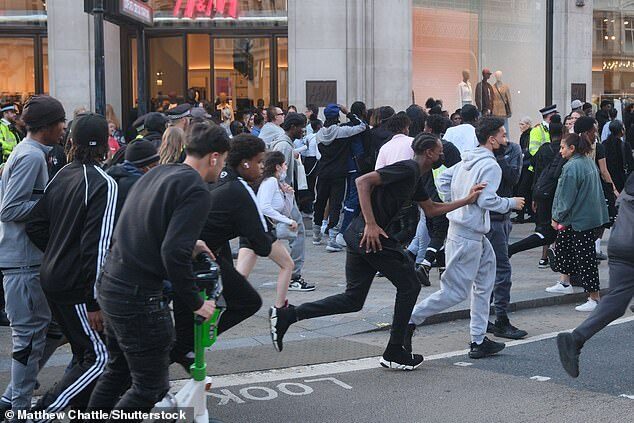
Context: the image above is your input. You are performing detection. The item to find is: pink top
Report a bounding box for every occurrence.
[375,134,415,170]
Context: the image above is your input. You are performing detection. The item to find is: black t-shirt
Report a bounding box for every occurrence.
[595,141,606,167]
[371,160,429,229]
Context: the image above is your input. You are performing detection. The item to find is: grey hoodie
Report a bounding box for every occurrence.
[437,146,518,239]
[0,138,51,267]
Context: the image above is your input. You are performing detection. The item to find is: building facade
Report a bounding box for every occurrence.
[0,0,607,139]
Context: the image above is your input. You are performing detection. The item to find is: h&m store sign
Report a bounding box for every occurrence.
[172,0,239,19]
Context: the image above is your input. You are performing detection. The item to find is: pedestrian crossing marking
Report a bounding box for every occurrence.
[529,376,551,382]
[453,362,472,367]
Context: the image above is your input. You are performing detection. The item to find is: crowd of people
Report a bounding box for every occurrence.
[0,92,632,421]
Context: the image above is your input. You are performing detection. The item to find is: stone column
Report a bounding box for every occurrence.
[552,0,593,115]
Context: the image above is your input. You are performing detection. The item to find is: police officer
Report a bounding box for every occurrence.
[166,103,192,132]
[0,104,23,163]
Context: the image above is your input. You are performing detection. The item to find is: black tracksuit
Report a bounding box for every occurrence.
[25,161,118,413]
[171,167,271,360]
[87,164,211,420]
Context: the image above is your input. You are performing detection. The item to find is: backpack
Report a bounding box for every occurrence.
[533,153,566,201]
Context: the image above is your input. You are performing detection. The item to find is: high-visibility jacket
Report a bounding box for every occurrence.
[527,123,550,172]
[0,119,20,162]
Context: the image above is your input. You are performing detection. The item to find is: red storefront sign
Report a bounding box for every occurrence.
[173,0,239,19]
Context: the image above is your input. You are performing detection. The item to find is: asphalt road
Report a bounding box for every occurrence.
[204,318,634,423]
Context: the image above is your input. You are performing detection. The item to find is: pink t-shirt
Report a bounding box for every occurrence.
[375,134,414,169]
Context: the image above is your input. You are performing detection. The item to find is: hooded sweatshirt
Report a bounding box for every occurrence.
[316,114,366,179]
[608,173,634,262]
[258,122,285,147]
[437,147,518,240]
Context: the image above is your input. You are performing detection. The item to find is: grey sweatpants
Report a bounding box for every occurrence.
[574,257,634,343]
[410,231,496,343]
[290,203,306,279]
[486,218,513,318]
[1,269,51,411]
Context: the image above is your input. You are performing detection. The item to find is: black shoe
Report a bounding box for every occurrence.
[486,321,497,334]
[468,337,505,359]
[403,324,416,353]
[0,399,10,423]
[492,318,528,340]
[556,332,580,378]
[380,345,424,370]
[269,305,294,352]
[0,310,9,327]
[538,258,550,269]
[415,265,430,287]
[289,277,316,292]
[170,351,195,373]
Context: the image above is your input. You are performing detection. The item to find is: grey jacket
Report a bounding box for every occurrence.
[270,133,297,187]
[0,138,51,267]
[608,173,634,262]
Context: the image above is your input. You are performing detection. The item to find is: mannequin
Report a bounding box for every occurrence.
[492,70,512,136]
[475,68,494,116]
[458,69,473,108]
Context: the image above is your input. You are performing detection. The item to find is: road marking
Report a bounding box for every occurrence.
[530,376,551,382]
[453,362,473,367]
[170,315,634,390]
[619,394,634,400]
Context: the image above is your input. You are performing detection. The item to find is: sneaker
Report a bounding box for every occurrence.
[556,332,580,378]
[468,336,505,359]
[486,321,497,334]
[335,232,347,248]
[545,282,573,294]
[491,318,528,340]
[595,251,608,261]
[268,305,295,352]
[380,345,424,370]
[575,298,597,312]
[538,258,550,269]
[0,399,10,423]
[403,324,416,353]
[376,271,385,277]
[415,265,430,287]
[171,353,194,373]
[0,310,9,327]
[312,226,322,245]
[326,239,343,252]
[438,266,446,278]
[320,220,328,235]
[288,277,315,292]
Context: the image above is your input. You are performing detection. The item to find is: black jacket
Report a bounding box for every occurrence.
[368,126,394,169]
[26,161,118,311]
[532,141,558,190]
[143,131,163,150]
[200,167,272,257]
[101,164,211,312]
[106,162,144,222]
[316,114,365,179]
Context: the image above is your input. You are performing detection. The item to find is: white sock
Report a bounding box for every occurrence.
[595,239,601,253]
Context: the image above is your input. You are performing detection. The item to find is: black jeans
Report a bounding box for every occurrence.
[171,246,262,360]
[87,274,174,422]
[295,217,421,345]
[313,176,346,231]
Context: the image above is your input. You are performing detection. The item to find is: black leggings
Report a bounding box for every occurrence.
[313,176,346,231]
[171,246,262,360]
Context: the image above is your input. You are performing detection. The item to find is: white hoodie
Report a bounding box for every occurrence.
[437,147,518,239]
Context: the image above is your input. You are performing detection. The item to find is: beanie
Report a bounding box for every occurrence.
[71,113,108,148]
[125,140,159,167]
[145,112,167,133]
[22,95,66,129]
[324,104,340,120]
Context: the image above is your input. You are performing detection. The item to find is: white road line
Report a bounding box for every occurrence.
[170,315,634,391]
[453,362,473,367]
[619,394,634,400]
[530,376,551,382]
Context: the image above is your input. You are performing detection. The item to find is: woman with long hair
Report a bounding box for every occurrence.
[236,151,304,313]
[604,120,634,193]
[550,132,608,312]
[158,126,186,164]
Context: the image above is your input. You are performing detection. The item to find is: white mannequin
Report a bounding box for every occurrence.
[458,69,473,109]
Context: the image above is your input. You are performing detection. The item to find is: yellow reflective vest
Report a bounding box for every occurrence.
[527,123,550,172]
[0,119,20,162]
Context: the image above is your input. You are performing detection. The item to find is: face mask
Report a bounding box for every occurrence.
[432,154,445,169]
[278,170,287,181]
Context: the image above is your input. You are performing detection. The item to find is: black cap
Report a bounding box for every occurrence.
[145,112,167,133]
[191,107,211,119]
[22,95,66,128]
[133,113,148,132]
[125,140,159,167]
[166,103,192,120]
[71,113,109,147]
[281,112,307,130]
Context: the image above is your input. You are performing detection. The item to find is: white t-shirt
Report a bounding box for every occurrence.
[443,124,478,154]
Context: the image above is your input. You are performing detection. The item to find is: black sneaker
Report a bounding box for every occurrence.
[486,321,497,334]
[269,305,295,352]
[0,310,9,327]
[403,324,416,353]
[492,318,528,340]
[468,337,505,359]
[0,399,10,422]
[380,345,424,370]
[171,354,194,373]
[415,265,430,287]
[538,258,550,269]
[289,277,315,292]
[556,332,580,378]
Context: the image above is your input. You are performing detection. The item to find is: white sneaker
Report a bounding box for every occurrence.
[335,233,347,247]
[545,282,574,294]
[320,220,328,235]
[575,298,598,312]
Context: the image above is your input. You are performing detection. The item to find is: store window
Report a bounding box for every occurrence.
[213,37,270,117]
[593,2,634,104]
[149,36,185,110]
[0,0,47,27]
[412,0,546,140]
[0,37,35,106]
[277,37,288,110]
[188,34,211,103]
